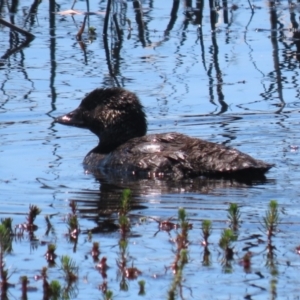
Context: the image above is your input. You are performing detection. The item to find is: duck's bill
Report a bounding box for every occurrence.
[55,108,86,128]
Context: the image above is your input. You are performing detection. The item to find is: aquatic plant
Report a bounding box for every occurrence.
[119,215,130,237]
[124,264,142,280]
[201,219,212,266]
[201,219,212,246]
[117,189,132,237]
[67,214,80,239]
[36,267,53,299]
[27,204,41,227]
[45,243,57,265]
[0,267,11,295]
[119,188,132,215]
[58,255,79,299]
[89,26,96,34]
[20,275,29,299]
[116,190,142,293]
[1,218,13,235]
[103,290,113,300]
[0,188,287,299]
[259,201,280,299]
[97,256,108,273]
[49,280,62,299]
[69,200,77,215]
[262,200,279,243]
[0,221,13,254]
[168,249,188,300]
[15,204,41,236]
[60,255,78,282]
[168,208,191,299]
[138,280,146,295]
[175,208,192,252]
[0,223,14,295]
[202,245,211,267]
[219,228,235,260]
[91,241,100,261]
[66,200,80,252]
[240,252,252,273]
[227,203,241,232]
[97,256,109,294]
[117,238,130,291]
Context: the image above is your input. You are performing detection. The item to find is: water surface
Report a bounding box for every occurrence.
[1,1,300,299]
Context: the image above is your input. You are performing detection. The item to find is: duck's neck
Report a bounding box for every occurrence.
[93,133,142,154]
[96,141,123,154]
[90,119,147,154]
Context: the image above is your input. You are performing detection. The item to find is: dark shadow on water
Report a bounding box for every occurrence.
[73,170,275,229]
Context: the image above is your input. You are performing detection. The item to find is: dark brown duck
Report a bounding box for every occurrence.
[55,87,274,180]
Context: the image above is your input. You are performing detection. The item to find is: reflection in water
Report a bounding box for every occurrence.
[0,1,36,65]
[74,171,274,224]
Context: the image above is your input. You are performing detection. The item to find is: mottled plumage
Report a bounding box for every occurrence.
[56,87,273,180]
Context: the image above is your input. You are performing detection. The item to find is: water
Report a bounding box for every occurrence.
[1,0,300,299]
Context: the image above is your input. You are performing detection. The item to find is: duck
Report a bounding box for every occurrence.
[55,87,274,180]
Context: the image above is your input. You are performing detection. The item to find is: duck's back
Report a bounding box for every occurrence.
[83,132,273,180]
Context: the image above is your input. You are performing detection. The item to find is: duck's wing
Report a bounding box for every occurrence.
[152,133,273,179]
[181,135,274,178]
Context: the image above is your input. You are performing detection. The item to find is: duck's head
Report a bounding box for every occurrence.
[56,87,147,153]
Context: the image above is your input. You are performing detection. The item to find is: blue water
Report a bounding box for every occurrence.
[1,0,300,299]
